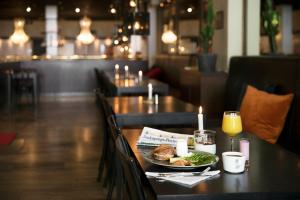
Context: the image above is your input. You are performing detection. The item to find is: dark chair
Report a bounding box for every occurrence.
[94,68,117,97]
[115,134,146,200]
[11,69,38,105]
[107,116,155,200]
[95,91,115,183]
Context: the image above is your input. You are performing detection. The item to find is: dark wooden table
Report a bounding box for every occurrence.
[122,128,300,200]
[106,73,169,96]
[107,96,198,127]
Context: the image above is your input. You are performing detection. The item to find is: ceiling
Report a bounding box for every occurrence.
[0,0,116,20]
[0,0,299,21]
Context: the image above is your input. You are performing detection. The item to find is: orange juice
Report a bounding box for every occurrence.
[222,114,242,136]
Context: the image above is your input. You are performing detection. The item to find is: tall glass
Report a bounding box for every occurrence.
[222,111,242,151]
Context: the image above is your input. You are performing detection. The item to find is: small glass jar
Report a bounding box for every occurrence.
[194,130,216,154]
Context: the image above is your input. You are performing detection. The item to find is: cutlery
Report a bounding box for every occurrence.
[148,167,211,178]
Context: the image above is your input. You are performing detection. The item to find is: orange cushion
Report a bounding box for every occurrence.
[240,85,294,144]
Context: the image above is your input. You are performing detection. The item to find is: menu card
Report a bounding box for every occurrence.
[137,127,193,147]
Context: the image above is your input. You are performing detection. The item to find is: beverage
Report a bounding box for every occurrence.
[222,151,246,173]
[222,113,242,136]
[222,111,242,151]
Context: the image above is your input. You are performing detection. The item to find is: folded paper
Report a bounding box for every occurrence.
[137,127,193,147]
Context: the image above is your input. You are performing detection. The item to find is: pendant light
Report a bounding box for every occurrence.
[161,21,177,44]
[9,18,30,45]
[132,0,149,35]
[76,17,95,45]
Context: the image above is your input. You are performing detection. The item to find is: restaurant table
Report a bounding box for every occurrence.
[105,72,169,96]
[122,128,300,200]
[107,96,198,127]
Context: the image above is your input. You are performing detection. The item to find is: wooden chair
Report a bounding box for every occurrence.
[115,134,146,200]
[95,91,115,183]
[94,68,117,97]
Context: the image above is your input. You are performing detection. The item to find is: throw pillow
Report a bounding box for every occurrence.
[240,85,294,144]
[144,67,163,80]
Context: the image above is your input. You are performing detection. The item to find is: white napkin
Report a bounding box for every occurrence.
[146,170,220,187]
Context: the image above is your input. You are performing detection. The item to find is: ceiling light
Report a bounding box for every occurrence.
[9,18,30,45]
[26,7,31,13]
[114,39,119,45]
[187,7,193,13]
[122,36,128,42]
[130,0,136,7]
[104,38,112,46]
[134,21,140,30]
[75,8,80,13]
[161,24,177,44]
[110,7,116,14]
[76,17,95,45]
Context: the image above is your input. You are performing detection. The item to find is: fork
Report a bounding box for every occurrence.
[155,167,211,178]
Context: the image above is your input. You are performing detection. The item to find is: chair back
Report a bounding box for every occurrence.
[115,135,146,200]
[95,69,117,97]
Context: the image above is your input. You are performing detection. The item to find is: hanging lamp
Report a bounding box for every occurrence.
[9,18,30,45]
[161,21,177,44]
[76,17,95,45]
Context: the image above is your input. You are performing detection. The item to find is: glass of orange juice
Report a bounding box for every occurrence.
[222,111,242,151]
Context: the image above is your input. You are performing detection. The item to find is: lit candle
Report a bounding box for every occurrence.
[138,70,143,82]
[115,64,119,73]
[198,106,203,130]
[155,94,158,105]
[124,65,129,78]
[148,83,153,100]
[114,64,120,79]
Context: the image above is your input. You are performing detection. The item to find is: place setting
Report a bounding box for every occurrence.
[136,109,250,187]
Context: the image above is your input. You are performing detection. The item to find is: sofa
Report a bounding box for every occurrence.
[218,56,300,154]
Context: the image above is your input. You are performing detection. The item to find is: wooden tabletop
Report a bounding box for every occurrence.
[107,96,198,127]
[122,128,300,200]
[105,72,169,96]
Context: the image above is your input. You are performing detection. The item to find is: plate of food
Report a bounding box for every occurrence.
[139,144,219,170]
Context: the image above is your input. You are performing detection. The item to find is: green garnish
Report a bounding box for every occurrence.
[183,152,216,166]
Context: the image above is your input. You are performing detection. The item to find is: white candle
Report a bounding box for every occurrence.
[115,64,119,73]
[124,65,129,77]
[176,139,188,157]
[154,94,158,105]
[148,83,153,100]
[198,106,203,130]
[138,70,143,82]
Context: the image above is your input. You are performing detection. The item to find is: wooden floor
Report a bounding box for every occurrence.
[0,97,109,200]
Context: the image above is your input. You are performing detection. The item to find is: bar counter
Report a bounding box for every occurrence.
[0,58,148,96]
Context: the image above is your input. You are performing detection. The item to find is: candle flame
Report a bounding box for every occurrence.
[199,106,202,114]
[138,70,143,76]
[115,64,119,69]
[148,83,152,87]
[125,65,129,71]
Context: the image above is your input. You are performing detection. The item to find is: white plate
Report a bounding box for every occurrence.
[139,148,219,170]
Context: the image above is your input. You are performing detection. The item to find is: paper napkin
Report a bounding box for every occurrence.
[146,170,220,187]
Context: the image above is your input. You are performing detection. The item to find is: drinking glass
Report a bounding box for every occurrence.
[222,111,242,151]
[194,130,216,154]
